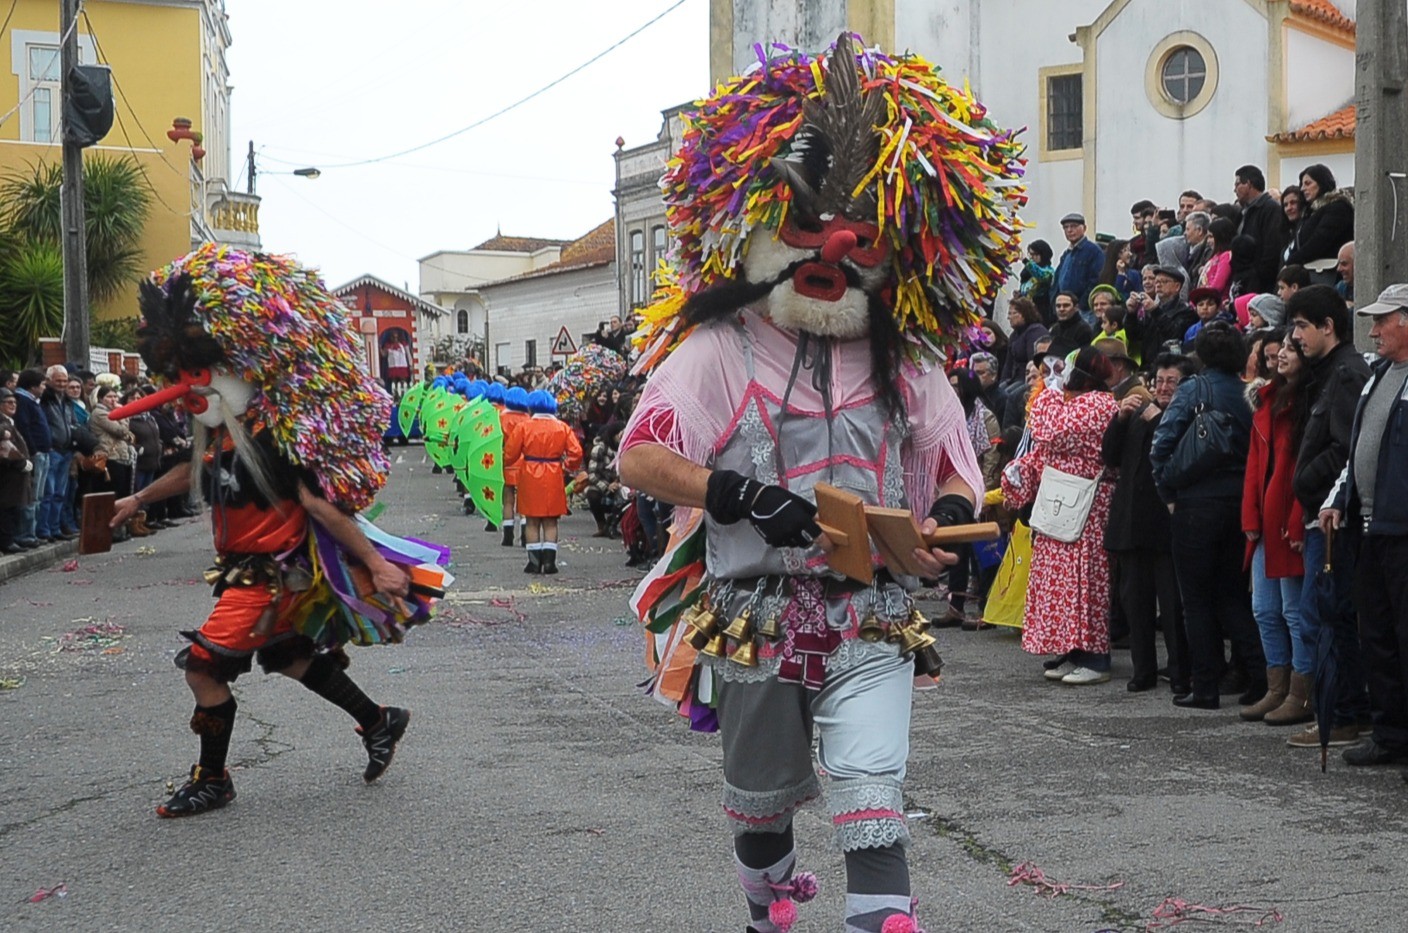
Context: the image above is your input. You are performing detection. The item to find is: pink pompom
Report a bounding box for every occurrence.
[790,871,819,903]
[769,898,798,932]
[881,915,917,933]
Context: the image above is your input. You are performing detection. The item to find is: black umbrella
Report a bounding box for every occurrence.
[1312,527,1355,771]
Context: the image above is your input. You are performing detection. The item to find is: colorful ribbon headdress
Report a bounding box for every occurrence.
[133,244,393,512]
[635,33,1028,369]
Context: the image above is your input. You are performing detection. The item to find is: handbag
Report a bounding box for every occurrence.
[76,450,109,475]
[1028,465,1099,543]
[1162,376,1242,489]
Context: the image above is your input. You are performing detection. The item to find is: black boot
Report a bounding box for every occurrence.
[484,520,497,532]
[541,548,558,575]
[524,549,542,574]
[501,525,515,547]
[518,524,527,548]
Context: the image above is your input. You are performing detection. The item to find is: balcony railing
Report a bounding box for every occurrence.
[205,180,261,249]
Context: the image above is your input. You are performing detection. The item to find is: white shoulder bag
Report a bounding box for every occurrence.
[1028,466,1098,543]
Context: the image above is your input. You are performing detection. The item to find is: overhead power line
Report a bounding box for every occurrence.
[292,0,691,170]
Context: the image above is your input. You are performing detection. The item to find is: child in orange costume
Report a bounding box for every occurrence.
[503,390,582,574]
[498,386,531,548]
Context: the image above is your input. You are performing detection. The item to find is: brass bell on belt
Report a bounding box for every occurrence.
[702,631,729,658]
[202,567,223,586]
[722,607,753,642]
[913,643,944,679]
[858,614,886,643]
[730,639,759,667]
[896,623,937,656]
[756,614,781,640]
[686,608,720,651]
[909,608,931,630]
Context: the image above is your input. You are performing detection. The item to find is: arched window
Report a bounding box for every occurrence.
[457,309,470,334]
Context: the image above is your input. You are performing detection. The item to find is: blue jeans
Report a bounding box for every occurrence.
[19,450,51,540]
[1300,527,1371,727]
[1250,542,1309,672]
[40,450,73,536]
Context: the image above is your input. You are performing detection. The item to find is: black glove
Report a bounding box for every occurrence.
[705,469,822,549]
[928,493,976,529]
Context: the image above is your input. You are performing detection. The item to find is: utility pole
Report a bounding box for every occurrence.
[1354,0,1408,347]
[246,140,256,194]
[59,0,89,365]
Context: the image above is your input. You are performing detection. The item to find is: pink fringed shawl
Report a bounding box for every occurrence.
[620,310,982,516]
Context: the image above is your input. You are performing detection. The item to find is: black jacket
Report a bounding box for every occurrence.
[1293,341,1371,519]
[1331,359,1408,535]
[1237,191,1289,293]
[1132,299,1196,368]
[41,389,75,452]
[1102,404,1171,552]
[1286,192,1354,266]
[1048,316,1094,355]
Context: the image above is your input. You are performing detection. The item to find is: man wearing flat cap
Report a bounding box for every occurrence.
[1054,212,1104,311]
[1322,284,1408,769]
[1131,265,1196,366]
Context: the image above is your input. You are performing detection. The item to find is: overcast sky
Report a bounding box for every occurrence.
[226,0,709,293]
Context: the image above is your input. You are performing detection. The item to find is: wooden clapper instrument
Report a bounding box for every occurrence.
[813,482,1000,584]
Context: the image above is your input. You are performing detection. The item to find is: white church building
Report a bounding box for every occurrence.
[707,0,1356,249]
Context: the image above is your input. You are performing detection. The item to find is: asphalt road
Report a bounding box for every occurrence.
[2,453,1405,932]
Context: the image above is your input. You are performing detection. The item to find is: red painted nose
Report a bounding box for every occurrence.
[820,229,857,264]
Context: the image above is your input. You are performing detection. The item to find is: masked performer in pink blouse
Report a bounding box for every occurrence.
[619,34,1025,933]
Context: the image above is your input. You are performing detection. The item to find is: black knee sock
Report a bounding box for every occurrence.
[299,653,381,730]
[736,827,797,928]
[190,697,237,774]
[844,843,910,895]
[736,826,796,869]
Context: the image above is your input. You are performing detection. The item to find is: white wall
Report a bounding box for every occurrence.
[1285,27,1355,128]
[965,0,1108,251]
[1279,151,1357,193]
[479,264,619,373]
[1092,0,1269,238]
[728,0,847,73]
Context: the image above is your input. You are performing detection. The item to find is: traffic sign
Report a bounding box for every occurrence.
[550,326,577,356]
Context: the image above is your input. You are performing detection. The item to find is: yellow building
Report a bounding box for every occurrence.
[0,0,257,320]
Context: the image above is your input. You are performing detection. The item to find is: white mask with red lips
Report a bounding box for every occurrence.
[191,369,256,428]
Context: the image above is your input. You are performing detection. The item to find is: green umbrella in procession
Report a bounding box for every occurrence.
[420,388,458,469]
[396,381,425,437]
[451,399,504,527]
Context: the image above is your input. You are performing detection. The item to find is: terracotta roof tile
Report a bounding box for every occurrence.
[495,219,616,284]
[470,234,572,253]
[1288,0,1355,34]
[1268,102,1355,143]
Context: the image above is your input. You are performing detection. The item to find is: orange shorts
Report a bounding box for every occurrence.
[177,585,312,682]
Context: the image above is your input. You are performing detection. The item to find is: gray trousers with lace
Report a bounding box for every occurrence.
[716,648,913,851]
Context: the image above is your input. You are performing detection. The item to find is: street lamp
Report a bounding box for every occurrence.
[245,141,320,194]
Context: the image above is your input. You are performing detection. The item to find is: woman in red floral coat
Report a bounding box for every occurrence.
[1002,347,1120,685]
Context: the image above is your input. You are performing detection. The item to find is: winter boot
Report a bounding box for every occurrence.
[524,548,542,574]
[128,511,152,537]
[541,546,559,575]
[1240,666,1290,721]
[501,525,515,547]
[1264,671,1315,726]
[484,520,497,532]
[592,519,608,538]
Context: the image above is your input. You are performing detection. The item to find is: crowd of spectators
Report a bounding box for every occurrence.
[0,364,194,554]
[950,161,1408,771]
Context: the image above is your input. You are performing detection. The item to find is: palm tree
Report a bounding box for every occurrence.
[0,235,64,368]
[0,155,153,303]
[0,155,152,363]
